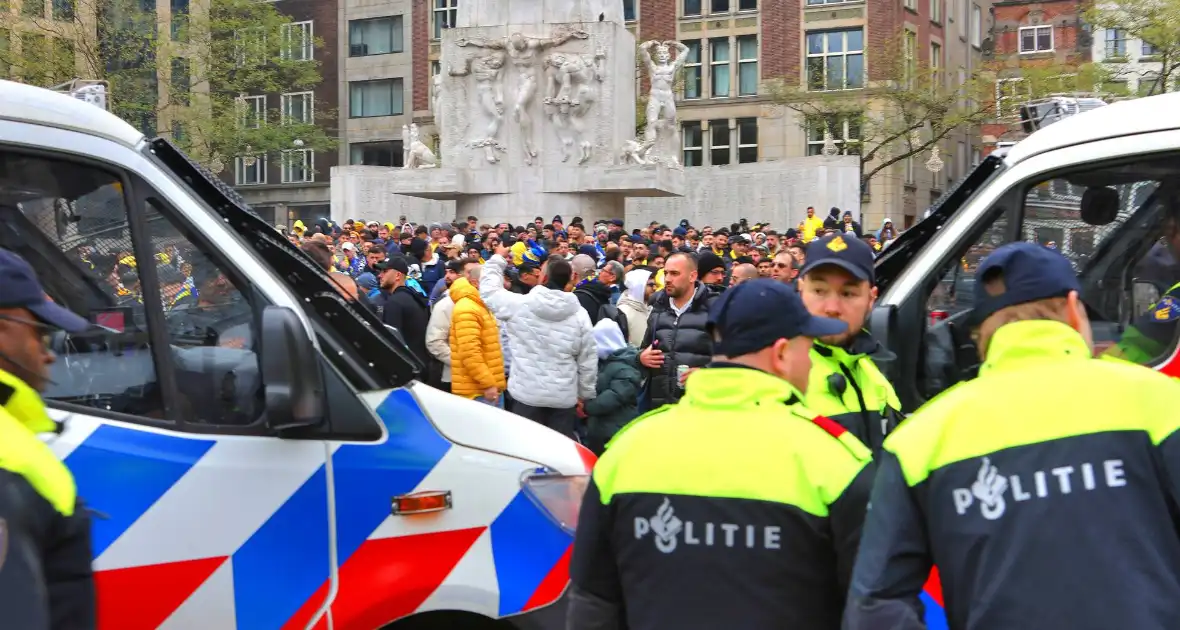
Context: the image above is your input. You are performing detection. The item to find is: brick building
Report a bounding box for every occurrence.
[980,0,1089,153]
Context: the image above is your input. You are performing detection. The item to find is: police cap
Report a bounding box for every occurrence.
[0,248,89,332]
[707,279,846,357]
[799,233,875,283]
[970,241,1081,326]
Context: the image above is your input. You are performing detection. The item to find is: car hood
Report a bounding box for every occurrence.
[360,382,594,476]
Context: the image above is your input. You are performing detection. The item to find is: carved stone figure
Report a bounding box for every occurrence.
[401,124,411,166]
[431,73,443,121]
[639,40,689,137]
[543,48,606,164]
[456,28,589,165]
[449,51,507,152]
[404,123,438,169]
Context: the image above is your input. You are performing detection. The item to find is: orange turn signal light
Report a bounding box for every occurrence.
[391,490,452,515]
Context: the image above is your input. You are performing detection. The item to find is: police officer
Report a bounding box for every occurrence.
[0,249,96,630]
[568,279,874,630]
[845,242,1180,630]
[796,232,902,454]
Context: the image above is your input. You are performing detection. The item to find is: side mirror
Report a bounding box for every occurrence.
[1133,280,1162,318]
[260,305,325,431]
[867,304,901,386]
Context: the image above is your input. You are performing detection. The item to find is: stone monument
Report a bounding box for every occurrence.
[385,0,683,226]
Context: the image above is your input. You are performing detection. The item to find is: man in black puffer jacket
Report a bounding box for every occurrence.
[638,252,719,409]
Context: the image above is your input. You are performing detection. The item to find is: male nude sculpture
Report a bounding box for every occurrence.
[456,28,589,164]
[639,40,689,141]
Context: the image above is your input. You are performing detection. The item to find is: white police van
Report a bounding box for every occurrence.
[0,79,592,630]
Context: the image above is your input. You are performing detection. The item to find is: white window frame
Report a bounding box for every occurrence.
[970,4,981,48]
[684,0,702,17]
[433,0,457,40]
[709,119,731,166]
[806,28,865,91]
[235,155,267,185]
[905,156,916,184]
[737,34,758,96]
[1104,28,1126,58]
[1019,25,1053,54]
[683,40,703,99]
[904,0,916,11]
[239,94,266,129]
[709,37,731,97]
[281,21,313,61]
[806,115,860,156]
[930,41,942,88]
[930,0,941,23]
[281,149,314,184]
[972,147,981,165]
[280,91,313,125]
[736,117,757,163]
[683,121,703,166]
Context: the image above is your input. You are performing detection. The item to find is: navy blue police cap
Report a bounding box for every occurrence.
[969,241,1081,326]
[707,279,846,357]
[0,248,89,332]
[799,233,875,283]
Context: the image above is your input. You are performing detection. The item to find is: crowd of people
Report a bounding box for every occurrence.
[281,207,903,452]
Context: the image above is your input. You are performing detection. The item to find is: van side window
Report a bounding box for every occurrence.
[0,152,166,417]
[143,200,263,426]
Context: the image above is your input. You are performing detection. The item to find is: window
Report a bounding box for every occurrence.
[683,121,703,166]
[737,117,757,163]
[684,0,702,16]
[349,78,403,118]
[0,151,264,426]
[234,28,267,66]
[739,0,756,9]
[905,156,916,184]
[1139,73,1161,96]
[710,37,730,97]
[623,0,637,21]
[281,149,313,183]
[239,95,266,129]
[956,141,966,179]
[1019,25,1052,53]
[807,0,855,4]
[349,16,403,56]
[806,115,860,155]
[1104,28,1126,58]
[1143,40,1158,56]
[712,0,728,12]
[737,35,758,96]
[710,119,730,166]
[683,40,702,99]
[433,0,457,39]
[806,29,865,91]
[903,30,917,87]
[171,57,190,106]
[171,0,188,41]
[350,140,404,167]
[52,0,73,20]
[930,0,941,22]
[930,41,942,88]
[281,92,313,124]
[236,155,266,185]
[281,21,313,61]
[904,0,916,11]
[957,0,966,38]
[971,147,981,165]
[22,0,44,18]
[970,4,981,47]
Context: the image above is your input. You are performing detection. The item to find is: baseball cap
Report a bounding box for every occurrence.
[799,233,875,283]
[341,242,355,251]
[707,279,846,356]
[969,242,1081,326]
[0,249,89,332]
[374,256,409,274]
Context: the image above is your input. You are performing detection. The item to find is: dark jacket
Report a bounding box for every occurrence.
[583,347,642,453]
[373,285,430,362]
[510,278,535,295]
[574,280,613,325]
[642,282,718,408]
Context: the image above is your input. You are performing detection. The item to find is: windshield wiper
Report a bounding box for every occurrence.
[145,137,423,387]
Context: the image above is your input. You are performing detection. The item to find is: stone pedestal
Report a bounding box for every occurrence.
[371,0,683,225]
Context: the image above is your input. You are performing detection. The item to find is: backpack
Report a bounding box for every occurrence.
[598,303,629,341]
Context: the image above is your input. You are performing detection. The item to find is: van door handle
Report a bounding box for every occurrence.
[392,490,452,515]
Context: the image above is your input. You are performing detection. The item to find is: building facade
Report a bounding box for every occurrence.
[1090,22,1170,96]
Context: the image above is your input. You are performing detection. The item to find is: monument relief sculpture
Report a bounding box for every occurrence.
[401,124,411,166]
[626,40,689,168]
[449,51,507,163]
[456,28,589,165]
[543,48,606,164]
[403,123,438,169]
[431,73,444,125]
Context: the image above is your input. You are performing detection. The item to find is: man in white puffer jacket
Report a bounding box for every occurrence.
[481,252,597,439]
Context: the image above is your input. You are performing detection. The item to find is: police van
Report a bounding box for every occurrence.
[869,92,1180,627]
[0,79,593,630]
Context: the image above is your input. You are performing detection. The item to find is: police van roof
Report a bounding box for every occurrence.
[0,78,145,148]
[1003,91,1180,165]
